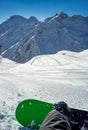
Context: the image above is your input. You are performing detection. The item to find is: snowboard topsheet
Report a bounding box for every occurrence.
[15,99,54,129]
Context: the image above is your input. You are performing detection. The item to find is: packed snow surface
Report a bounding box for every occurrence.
[0,50,88,130]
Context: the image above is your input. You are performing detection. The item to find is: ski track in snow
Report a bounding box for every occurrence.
[0,50,88,130]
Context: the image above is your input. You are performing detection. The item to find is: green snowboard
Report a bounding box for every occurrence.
[16,99,88,130]
[15,99,54,129]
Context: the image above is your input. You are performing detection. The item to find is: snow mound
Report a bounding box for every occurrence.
[29,50,88,66]
[78,49,88,57]
[29,55,61,66]
[57,50,78,56]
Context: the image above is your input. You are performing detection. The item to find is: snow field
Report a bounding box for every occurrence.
[0,50,88,130]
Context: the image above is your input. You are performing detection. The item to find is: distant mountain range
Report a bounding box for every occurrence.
[0,12,88,63]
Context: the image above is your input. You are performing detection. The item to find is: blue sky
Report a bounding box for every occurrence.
[0,0,88,23]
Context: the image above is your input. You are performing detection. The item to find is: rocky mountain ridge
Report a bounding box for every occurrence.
[0,12,88,63]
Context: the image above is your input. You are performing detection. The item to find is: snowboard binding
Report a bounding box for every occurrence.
[54,101,70,116]
[54,101,88,130]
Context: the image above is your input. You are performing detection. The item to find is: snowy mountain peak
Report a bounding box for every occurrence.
[28,16,40,26]
[59,12,68,19]
[3,15,27,26]
[29,16,39,22]
[0,15,28,35]
[72,14,85,19]
[52,12,69,23]
[1,13,88,63]
[9,15,27,21]
[45,12,68,23]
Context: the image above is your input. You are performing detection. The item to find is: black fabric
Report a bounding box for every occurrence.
[39,110,71,130]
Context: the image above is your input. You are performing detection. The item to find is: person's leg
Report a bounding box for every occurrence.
[39,110,71,130]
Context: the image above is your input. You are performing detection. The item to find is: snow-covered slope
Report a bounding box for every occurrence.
[1,13,88,63]
[0,50,88,130]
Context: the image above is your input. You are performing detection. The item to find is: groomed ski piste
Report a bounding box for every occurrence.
[0,50,88,130]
